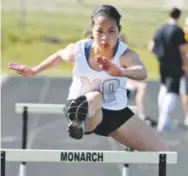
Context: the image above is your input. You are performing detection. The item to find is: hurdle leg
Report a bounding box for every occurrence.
[18,107,28,176]
[158,154,166,176]
[122,163,129,176]
[121,146,134,176]
[1,151,6,176]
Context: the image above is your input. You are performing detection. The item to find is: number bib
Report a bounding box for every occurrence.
[80,77,120,104]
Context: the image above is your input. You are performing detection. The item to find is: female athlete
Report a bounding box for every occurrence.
[8,5,168,151]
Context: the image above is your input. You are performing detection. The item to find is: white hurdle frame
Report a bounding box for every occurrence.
[1,103,177,176]
[1,149,177,176]
[15,103,137,176]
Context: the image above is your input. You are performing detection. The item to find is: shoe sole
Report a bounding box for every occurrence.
[67,95,88,139]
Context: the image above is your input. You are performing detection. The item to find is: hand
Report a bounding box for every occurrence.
[96,56,123,77]
[8,62,36,77]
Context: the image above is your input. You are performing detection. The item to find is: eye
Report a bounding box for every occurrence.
[96,29,103,33]
[109,30,115,33]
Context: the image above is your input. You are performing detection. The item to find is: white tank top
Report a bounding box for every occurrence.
[67,39,128,110]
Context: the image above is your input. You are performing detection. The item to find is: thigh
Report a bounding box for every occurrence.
[109,115,168,151]
[85,109,102,132]
[84,91,103,117]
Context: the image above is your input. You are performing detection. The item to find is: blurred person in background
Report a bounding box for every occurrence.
[84,29,157,127]
[181,16,188,126]
[126,79,157,127]
[148,7,187,132]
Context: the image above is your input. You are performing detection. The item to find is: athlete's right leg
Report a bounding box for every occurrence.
[110,115,168,151]
[65,91,103,139]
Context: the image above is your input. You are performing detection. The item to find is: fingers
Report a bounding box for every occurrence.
[8,62,25,71]
[96,56,111,71]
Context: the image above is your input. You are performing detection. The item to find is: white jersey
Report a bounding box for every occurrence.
[67,40,128,110]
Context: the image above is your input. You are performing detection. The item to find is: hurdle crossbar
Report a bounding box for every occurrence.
[15,103,137,114]
[15,103,65,114]
[1,149,177,164]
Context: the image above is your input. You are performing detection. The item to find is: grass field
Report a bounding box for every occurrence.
[1,0,188,79]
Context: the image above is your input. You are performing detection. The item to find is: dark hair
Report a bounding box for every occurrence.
[169,7,181,19]
[84,29,93,39]
[91,5,122,31]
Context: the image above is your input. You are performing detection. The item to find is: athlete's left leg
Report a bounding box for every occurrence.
[65,91,103,139]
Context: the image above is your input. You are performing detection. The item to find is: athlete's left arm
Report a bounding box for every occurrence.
[120,49,148,80]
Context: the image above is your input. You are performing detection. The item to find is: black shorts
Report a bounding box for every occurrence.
[64,100,134,137]
[159,66,183,94]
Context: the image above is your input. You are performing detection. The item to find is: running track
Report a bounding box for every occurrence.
[1,76,188,176]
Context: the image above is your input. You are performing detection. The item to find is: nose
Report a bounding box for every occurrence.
[101,33,109,40]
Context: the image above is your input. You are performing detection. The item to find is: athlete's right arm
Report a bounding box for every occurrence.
[33,43,76,75]
[8,43,76,77]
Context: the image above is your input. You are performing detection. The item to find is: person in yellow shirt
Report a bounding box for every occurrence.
[181,16,188,126]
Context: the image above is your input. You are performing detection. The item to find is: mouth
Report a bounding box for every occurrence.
[100,41,109,48]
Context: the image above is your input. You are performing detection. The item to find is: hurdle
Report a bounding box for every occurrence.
[12,103,177,176]
[15,103,138,176]
[1,149,177,176]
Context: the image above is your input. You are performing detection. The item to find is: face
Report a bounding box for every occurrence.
[92,15,119,50]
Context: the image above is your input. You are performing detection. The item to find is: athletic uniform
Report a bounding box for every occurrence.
[64,39,134,137]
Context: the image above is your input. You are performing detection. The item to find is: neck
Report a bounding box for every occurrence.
[93,42,118,59]
[93,45,114,59]
[168,18,178,25]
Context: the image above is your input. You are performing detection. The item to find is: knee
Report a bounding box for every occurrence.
[150,142,169,152]
[155,139,169,151]
[161,143,169,151]
[85,91,102,101]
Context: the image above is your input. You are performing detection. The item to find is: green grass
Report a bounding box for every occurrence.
[1,8,188,79]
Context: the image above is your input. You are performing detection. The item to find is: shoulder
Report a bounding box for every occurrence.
[121,48,139,59]
[120,48,140,66]
[120,48,144,68]
[64,39,91,54]
[153,24,166,39]
[175,26,184,33]
[157,24,166,32]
